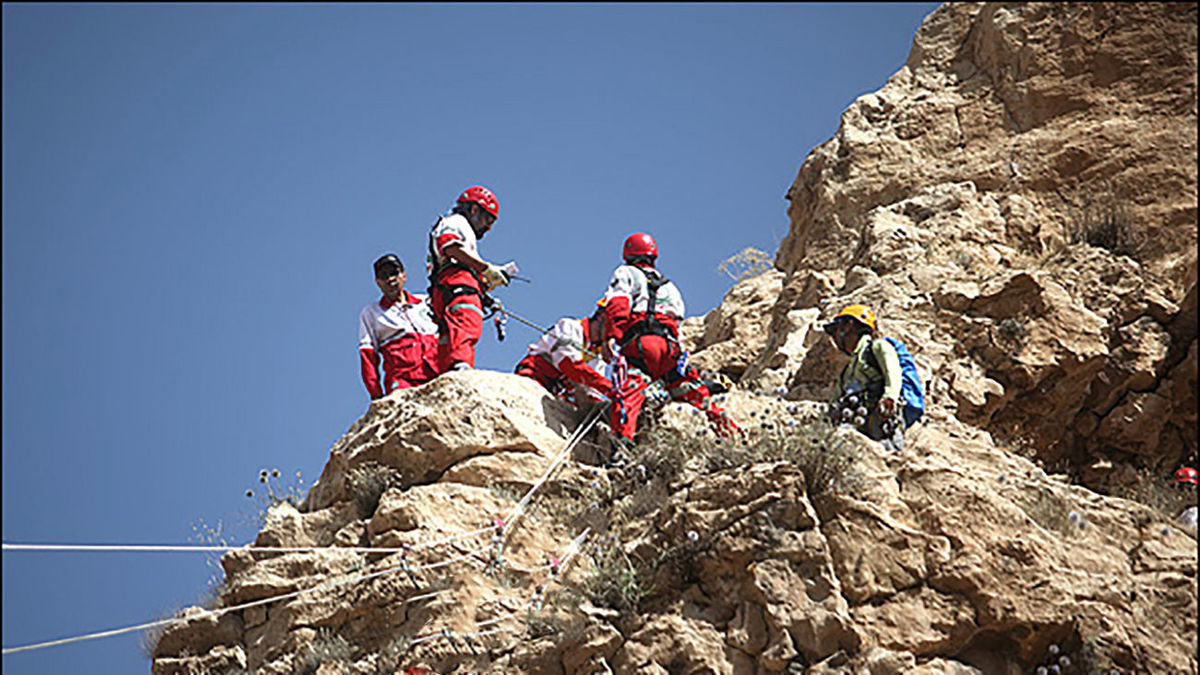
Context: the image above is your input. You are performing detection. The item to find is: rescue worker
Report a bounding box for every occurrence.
[426,185,513,373]
[601,232,737,442]
[514,301,612,405]
[823,304,906,452]
[1175,466,1197,530]
[358,254,440,399]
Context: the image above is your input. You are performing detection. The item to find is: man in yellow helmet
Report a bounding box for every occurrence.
[823,305,905,452]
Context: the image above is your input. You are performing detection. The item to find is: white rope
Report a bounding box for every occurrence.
[503,404,605,530]
[0,536,495,656]
[2,392,601,657]
[0,560,451,656]
[1,529,494,555]
[405,528,590,650]
[500,306,605,362]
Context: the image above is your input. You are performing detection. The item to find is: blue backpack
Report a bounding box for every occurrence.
[866,337,926,429]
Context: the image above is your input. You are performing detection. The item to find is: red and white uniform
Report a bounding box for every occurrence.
[602,263,734,440]
[427,214,480,276]
[358,290,439,398]
[601,264,685,345]
[427,213,485,372]
[514,317,612,398]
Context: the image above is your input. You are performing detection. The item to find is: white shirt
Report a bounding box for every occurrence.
[427,213,479,275]
[528,318,601,368]
[602,264,685,318]
[1181,505,1198,530]
[358,292,439,352]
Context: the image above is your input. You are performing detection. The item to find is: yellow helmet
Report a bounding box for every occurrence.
[824,304,877,334]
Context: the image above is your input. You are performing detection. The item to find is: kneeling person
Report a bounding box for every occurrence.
[515,302,612,405]
[601,233,737,441]
[358,254,439,400]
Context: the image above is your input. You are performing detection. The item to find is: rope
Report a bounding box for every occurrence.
[2,366,603,657]
[405,528,589,649]
[499,305,604,362]
[0,555,458,656]
[503,403,605,531]
[1,536,493,656]
[2,529,495,555]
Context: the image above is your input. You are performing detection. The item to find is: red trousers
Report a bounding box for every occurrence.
[381,334,440,392]
[515,353,564,392]
[611,334,712,439]
[430,269,484,372]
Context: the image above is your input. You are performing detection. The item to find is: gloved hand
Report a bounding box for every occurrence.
[482,263,511,291]
[706,405,741,438]
[878,397,898,419]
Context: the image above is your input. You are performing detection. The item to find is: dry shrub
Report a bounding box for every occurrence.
[1066,181,1142,259]
[1117,467,1194,530]
[633,414,866,497]
[297,628,353,674]
[345,463,404,517]
[717,247,774,282]
[738,419,868,498]
[580,540,646,613]
[1014,489,1074,536]
[996,316,1029,343]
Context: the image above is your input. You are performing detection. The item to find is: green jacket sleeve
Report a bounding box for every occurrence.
[871,338,903,401]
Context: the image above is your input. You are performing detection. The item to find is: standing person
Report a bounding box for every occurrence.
[358,254,440,400]
[822,304,906,452]
[601,232,737,443]
[514,301,612,405]
[426,185,514,373]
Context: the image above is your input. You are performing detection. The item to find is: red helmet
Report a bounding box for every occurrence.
[623,233,658,260]
[1175,467,1198,485]
[457,185,499,219]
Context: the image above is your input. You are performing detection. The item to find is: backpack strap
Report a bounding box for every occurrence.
[619,266,676,347]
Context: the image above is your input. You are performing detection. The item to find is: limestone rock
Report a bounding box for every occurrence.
[306,370,580,511]
[688,270,785,378]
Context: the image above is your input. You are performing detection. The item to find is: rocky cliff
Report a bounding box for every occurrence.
[152,3,1197,674]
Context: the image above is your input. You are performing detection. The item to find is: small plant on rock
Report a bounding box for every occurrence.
[345,463,404,517]
[740,417,868,498]
[996,316,1030,343]
[246,468,307,517]
[581,538,647,613]
[1015,488,1074,537]
[1065,182,1142,259]
[297,628,353,675]
[1117,467,1194,531]
[717,247,774,282]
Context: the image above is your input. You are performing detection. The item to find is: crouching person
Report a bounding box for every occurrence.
[823,304,907,452]
[358,254,439,400]
[515,301,612,406]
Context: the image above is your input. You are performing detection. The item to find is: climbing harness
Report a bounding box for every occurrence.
[618,265,680,350]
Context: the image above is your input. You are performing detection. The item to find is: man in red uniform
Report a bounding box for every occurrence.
[514,302,612,405]
[358,254,440,399]
[426,185,514,373]
[601,233,738,441]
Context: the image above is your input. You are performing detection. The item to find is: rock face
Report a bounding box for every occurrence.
[152,380,1197,674]
[152,3,1197,674]
[743,1,1197,489]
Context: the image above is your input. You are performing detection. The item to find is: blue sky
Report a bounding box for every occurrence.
[2,3,938,671]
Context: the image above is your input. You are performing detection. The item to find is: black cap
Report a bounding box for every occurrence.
[373,254,403,278]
